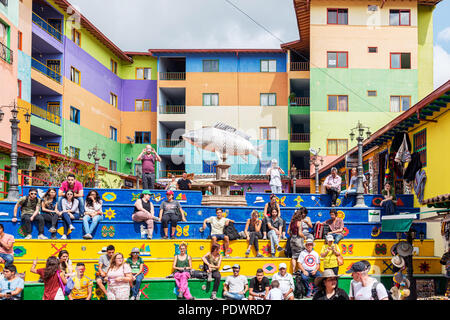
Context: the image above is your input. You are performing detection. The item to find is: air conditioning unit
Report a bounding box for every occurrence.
[125,157,133,163]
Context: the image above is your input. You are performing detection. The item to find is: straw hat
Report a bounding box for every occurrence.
[314,269,341,286]
[391,255,405,268]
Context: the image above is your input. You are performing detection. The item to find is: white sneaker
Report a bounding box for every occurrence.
[25,234,32,240]
[38,234,48,240]
[69,224,75,230]
[61,234,67,240]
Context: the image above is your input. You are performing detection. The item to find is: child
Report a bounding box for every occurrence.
[267,280,283,300]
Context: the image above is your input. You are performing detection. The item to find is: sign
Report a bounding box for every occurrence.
[18,157,36,171]
[124,179,134,188]
[345,154,358,168]
[368,210,380,223]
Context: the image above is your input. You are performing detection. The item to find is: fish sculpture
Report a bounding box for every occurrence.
[182,122,264,162]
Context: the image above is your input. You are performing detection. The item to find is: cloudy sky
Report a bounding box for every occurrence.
[68,0,449,88]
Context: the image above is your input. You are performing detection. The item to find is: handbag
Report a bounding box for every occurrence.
[337,247,344,266]
[56,270,74,296]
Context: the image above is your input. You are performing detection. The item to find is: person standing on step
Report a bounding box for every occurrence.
[31,256,67,300]
[40,188,60,240]
[266,208,285,257]
[248,268,270,300]
[132,190,159,240]
[297,239,322,298]
[223,264,248,300]
[177,172,192,190]
[57,173,85,216]
[347,261,389,300]
[266,159,284,194]
[320,234,342,276]
[271,263,295,300]
[60,190,80,240]
[244,210,263,258]
[105,252,133,300]
[12,188,47,239]
[82,190,103,239]
[172,242,194,300]
[127,247,145,300]
[201,208,234,258]
[323,167,342,207]
[159,190,186,239]
[0,224,15,267]
[137,145,161,190]
[201,243,222,300]
[96,245,115,297]
[288,209,306,273]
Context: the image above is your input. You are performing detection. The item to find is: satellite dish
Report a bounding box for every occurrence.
[126,136,134,143]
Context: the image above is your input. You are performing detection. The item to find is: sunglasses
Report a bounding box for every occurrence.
[29,193,37,195]
[131,252,139,255]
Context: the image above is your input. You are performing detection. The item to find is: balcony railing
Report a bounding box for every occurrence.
[158,139,185,148]
[0,41,13,64]
[32,58,62,83]
[32,12,63,42]
[159,105,186,114]
[159,170,185,178]
[290,133,310,143]
[159,72,186,80]
[289,170,310,179]
[290,97,310,106]
[290,62,310,71]
[31,103,61,126]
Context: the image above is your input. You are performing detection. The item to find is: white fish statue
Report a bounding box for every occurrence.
[182,122,263,162]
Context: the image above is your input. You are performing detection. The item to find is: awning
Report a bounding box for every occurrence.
[381,213,417,232]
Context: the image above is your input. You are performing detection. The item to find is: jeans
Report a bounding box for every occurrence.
[0,253,14,266]
[382,200,396,215]
[267,229,280,255]
[331,233,344,244]
[57,197,85,215]
[326,188,340,206]
[131,273,144,297]
[142,172,155,190]
[248,231,262,252]
[83,214,103,235]
[300,270,322,296]
[270,185,282,193]
[61,212,81,235]
[21,214,45,235]
[224,292,245,300]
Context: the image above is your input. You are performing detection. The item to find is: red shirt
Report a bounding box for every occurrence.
[37,269,61,300]
[59,180,83,194]
[141,154,155,174]
[0,233,14,255]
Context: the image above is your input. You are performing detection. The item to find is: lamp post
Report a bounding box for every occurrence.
[309,148,324,194]
[0,101,31,201]
[290,164,297,194]
[349,121,371,207]
[87,145,106,188]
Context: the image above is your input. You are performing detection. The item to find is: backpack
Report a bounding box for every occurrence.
[371,280,394,301]
[224,222,240,241]
[293,273,306,299]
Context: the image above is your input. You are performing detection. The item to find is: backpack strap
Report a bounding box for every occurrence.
[371,280,379,300]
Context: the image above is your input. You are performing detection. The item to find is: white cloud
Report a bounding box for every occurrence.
[437,27,450,42]
[434,45,450,89]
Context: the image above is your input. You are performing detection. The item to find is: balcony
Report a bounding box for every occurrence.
[31,103,61,126]
[32,12,63,43]
[32,58,62,83]
[290,133,310,143]
[290,62,309,71]
[0,41,13,64]
[290,169,310,179]
[159,170,185,178]
[290,97,310,107]
[158,139,185,148]
[159,72,186,81]
[159,105,186,114]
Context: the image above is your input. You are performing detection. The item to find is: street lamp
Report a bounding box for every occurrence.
[349,121,371,207]
[290,164,298,194]
[309,148,324,194]
[87,145,106,188]
[0,100,31,201]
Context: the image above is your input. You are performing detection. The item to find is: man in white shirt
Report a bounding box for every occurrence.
[266,159,285,194]
[202,208,235,258]
[223,264,248,300]
[347,261,389,300]
[271,263,295,300]
[323,167,342,207]
[297,239,321,298]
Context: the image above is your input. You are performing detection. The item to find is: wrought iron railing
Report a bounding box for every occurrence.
[0,41,13,64]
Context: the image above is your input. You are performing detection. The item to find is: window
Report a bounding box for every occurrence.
[203,60,219,72]
[327,8,348,25]
[109,160,117,172]
[47,102,60,116]
[72,28,81,46]
[367,90,377,97]
[327,139,348,156]
[260,93,277,106]
[110,59,118,75]
[390,53,411,69]
[70,66,80,84]
[260,59,276,72]
[136,67,151,80]
[135,99,151,112]
[18,31,22,50]
[70,146,80,159]
[327,52,348,68]
[17,80,21,98]
[390,96,411,112]
[135,131,151,144]
[260,127,276,140]
[328,95,348,111]
[413,129,426,167]
[202,160,217,173]
[203,93,219,106]
[368,47,377,53]
[110,93,118,108]
[70,106,80,124]
[109,126,117,141]
[389,9,410,26]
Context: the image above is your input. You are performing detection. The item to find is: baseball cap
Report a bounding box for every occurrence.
[326,234,334,242]
[278,263,287,270]
[131,247,140,253]
[232,264,240,269]
[305,238,314,245]
[346,261,367,274]
[142,190,151,195]
[166,190,174,196]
